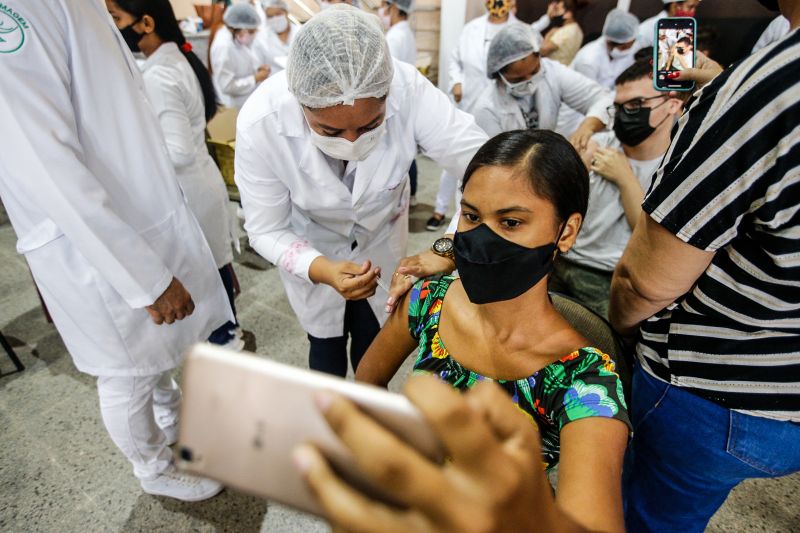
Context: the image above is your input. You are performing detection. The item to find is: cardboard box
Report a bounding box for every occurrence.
[206,106,239,187]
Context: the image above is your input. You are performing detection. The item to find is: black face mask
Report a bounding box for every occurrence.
[120,20,144,53]
[551,14,565,27]
[454,223,561,304]
[613,102,669,147]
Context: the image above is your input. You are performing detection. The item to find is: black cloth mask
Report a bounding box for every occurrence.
[551,14,565,27]
[120,20,144,53]
[454,223,560,304]
[613,101,669,147]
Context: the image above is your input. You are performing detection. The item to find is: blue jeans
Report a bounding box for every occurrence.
[623,364,800,532]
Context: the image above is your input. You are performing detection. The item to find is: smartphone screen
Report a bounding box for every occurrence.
[653,17,696,91]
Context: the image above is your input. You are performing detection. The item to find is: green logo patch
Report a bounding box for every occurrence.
[0,3,29,54]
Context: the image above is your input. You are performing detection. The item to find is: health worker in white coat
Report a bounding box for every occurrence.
[380,0,420,205]
[0,0,231,501]
[108,0,241,349]
[255,0,299,74]
[234,5,487,377]
[471,24,613,145]
[572,9,641,91]
[556,9,641,138]
[210,3,270,109]
[381,0,417,66]
[426,0,518,232]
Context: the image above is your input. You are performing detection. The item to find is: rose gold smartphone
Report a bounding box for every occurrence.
[177,344,444,516]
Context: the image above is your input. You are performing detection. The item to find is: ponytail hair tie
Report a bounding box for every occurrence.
[181,42,193,53]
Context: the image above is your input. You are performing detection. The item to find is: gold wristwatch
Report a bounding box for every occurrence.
[431,237,455,260]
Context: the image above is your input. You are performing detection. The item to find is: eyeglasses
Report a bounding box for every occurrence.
[607,95,668,118]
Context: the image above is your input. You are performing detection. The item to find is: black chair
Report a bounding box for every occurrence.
[549,292,630,392]
[0,330,25,375]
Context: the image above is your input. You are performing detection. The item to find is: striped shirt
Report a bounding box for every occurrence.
[636,28,800,414]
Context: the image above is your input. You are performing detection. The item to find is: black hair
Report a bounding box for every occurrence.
[634,46,653,62]
[116,0,218,122]
[461,129,589,223]
[677,36,692,46]
[615,59,653,86]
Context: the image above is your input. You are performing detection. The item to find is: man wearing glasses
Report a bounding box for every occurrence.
[549,60,682,318]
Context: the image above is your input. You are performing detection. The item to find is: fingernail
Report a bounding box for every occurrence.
[292,446,315,473]
[386,296,395,305]
[314,391,333,412]
[384,305,392,313]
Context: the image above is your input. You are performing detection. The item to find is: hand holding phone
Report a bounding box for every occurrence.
[654,17,697,92]
[177,344,444,516]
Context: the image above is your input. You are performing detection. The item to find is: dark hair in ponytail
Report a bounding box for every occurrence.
[116,0,218,122]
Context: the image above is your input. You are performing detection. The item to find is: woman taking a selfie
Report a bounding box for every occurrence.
[347,130,630,531]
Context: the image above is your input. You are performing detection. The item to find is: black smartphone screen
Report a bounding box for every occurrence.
[654,17,696,91]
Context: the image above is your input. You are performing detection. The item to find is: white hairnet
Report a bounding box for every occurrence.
[262,0,289,10]
[602,8,639,43]
[223,4,261,29]
[486,23,541,79]
[287,5,394,108]
[387,0,414,14]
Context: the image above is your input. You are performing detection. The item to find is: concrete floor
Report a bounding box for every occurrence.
[1,157,798,532]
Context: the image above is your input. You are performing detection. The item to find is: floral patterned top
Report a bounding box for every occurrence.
[408,276,631,470]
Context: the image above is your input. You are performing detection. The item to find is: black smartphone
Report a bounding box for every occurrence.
[653,17,697,92]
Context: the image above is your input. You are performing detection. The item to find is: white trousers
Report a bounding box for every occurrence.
[434,170,462,216]
[96,371,181,480]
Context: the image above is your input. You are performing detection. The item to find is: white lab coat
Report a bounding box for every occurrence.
[210,26,262,109]
[255,21,299,73]
[235,61,487,338]
[752,15,791,53]
[0,0,232,377]
[141,42,237,269]
[449,13,517,113]
[386,20,417,65]
[471,58,612,138]
[638,10,667,47]
[572,37,642,90]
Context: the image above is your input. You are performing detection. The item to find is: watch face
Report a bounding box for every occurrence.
[434,238,453,254]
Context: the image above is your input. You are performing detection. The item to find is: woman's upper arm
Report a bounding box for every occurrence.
[355,289,417,387]
[555,418,629,533]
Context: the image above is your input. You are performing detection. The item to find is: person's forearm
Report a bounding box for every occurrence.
[609,264,666,337]
[617,178,645,229]
[540,40,558,56]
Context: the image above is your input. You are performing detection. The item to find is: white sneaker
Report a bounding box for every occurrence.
[141,466,223,502]
[223,336,245,352]
[409,195,418,207]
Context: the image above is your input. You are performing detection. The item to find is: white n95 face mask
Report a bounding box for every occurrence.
[308,120,387,161]
[267,15,289,34]
[501,70,542,98]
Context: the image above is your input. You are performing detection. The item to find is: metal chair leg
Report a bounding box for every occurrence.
[0,331,24,372]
